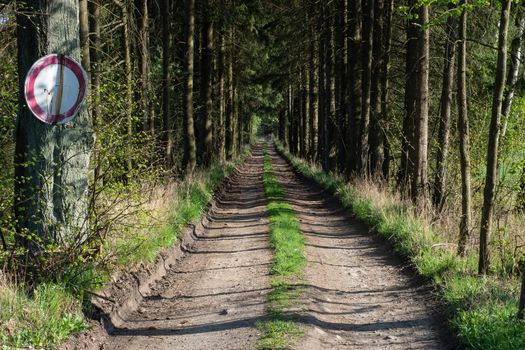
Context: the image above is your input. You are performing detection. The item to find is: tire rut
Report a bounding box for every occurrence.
[267,146,452,350]
[101,146,272,350]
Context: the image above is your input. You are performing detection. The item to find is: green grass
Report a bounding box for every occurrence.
[275,141,525,350]
[257,146,305,350]
[0,149,252,350]
[0,283,88,349]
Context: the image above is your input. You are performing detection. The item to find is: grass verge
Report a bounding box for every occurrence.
[0,149,251,350]
[275,141,525,350]
[257,146,306,350]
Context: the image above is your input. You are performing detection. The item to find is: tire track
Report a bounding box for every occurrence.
[268,145,452,350]
[101,146,272,350]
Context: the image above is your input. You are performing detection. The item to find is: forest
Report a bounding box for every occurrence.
[1,0,525,349]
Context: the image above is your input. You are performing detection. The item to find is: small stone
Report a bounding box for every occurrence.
[219,309,228,315]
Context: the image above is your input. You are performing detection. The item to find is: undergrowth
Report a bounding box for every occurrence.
[275,141,525,350]
[0,149,251,349]
[257,146,305,350]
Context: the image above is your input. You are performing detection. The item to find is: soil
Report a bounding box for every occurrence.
[62,144,454,349]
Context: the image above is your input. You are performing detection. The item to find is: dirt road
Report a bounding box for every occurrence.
[98,145,451,349]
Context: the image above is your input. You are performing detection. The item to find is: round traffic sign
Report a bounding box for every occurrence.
[24,54,88,125]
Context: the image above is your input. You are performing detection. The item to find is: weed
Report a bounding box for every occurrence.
[257,146,305,349]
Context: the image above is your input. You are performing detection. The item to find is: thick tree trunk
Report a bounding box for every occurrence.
[479,0,512,275]
[433,5,457,211]
[457,1,472,256]
[15,0,92,248]
[411,5,430,204]
[183,0,197,174]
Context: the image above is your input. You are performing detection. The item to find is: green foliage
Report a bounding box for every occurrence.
[257,146,305,349]
[0,282,88,349]
[276,141,525,350]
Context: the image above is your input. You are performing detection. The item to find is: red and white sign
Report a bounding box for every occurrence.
[24,54,88,125]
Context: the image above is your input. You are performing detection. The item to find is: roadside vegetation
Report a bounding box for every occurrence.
[277,142,525,350]
[257,146,305,349]
[0,149,249,349]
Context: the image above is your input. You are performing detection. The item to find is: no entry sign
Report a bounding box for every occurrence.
[24,54,88,125]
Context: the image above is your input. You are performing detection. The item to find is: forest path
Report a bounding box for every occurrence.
[267,145,451,350]
[99,144,451,350]
[101,146,272,350]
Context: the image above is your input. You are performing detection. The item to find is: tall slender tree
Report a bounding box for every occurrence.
[479,0,512,275]
[183,0,197,174]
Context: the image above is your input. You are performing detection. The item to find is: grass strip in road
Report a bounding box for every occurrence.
[275,141,525,350]
[257,147,306,350]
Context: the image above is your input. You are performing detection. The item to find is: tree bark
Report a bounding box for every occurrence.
[479,0,512,275]
[457,0,472,256]
[200,2,213,166]
[79,0,90,84]
[183,0,197,174]
[501,3,525,139]
[335,0,346,172]
[399,0,418,193]
[161,0,173,167]
[369,0,383,178]
[411,4,429,204]
[308,25,319,162]
[15,0,92,248]
[433,4,457,211]
[358,0,373,177]
[519,263,525,319]
[380,0,393,180]
[346,0,361,178]
[217,30,226,162]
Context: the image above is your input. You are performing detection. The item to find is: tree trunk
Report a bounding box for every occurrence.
[308,26,319,162]
[346,0,361,178]
[137,0,153,134]
[79,0,90,84]
[183,0,197,174]
[411,4,429,204]
[14,0,92,249]
[457,0,472,256]
[433,4,457,211]
[399,0,418,193]
[369,0,383,178]
[380,0,393,180]
[200,2,213,166]
[519,263,525,319]
[359,0,373,176]
[161,0,173,167]
[218,31,226,162]
[318,5,327,169]
[501,3,525,139]
[479,0,512,275]
[335,0,346,172]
